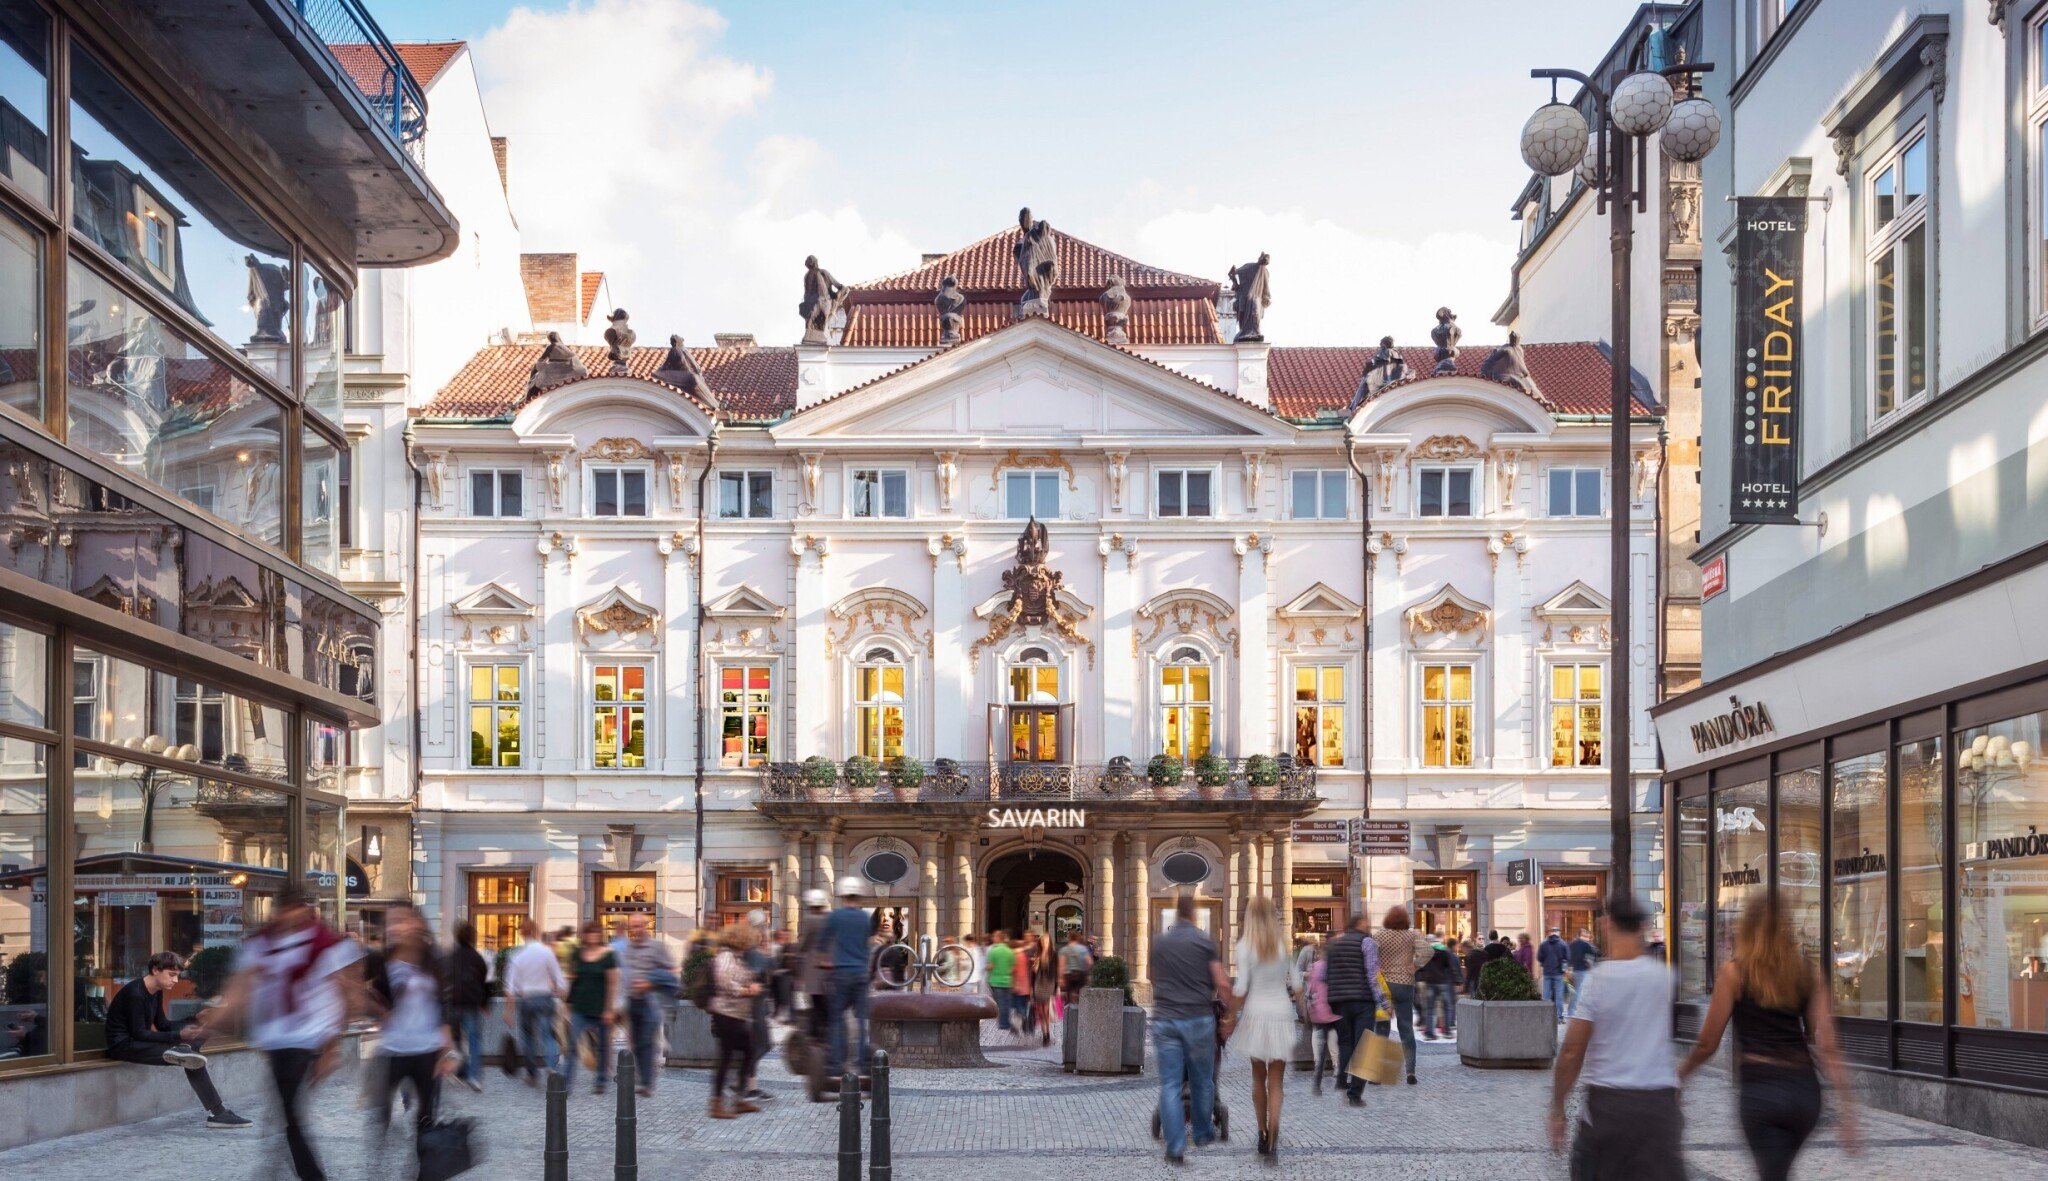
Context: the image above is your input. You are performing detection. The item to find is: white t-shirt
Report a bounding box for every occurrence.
[1571,956,1678,1090]
[239,925,364,1052]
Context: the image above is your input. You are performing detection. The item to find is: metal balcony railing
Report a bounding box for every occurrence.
[297,0,428,158]
[760,758,1318,805]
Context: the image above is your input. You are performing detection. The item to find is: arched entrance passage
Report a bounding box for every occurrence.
[981,846,1085,941]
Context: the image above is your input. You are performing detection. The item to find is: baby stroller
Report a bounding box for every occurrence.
[1148,1003,1230,1143]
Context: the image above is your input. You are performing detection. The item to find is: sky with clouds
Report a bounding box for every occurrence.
[379,0,1650,347]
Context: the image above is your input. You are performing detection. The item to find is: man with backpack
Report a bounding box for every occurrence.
[1416,935,1459,1040]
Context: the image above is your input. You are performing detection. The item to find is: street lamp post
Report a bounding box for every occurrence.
[1520,50,1719,903]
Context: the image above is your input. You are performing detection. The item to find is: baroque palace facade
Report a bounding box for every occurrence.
[404,220,1664,971]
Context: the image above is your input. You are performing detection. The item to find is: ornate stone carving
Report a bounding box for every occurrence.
[1411,434,1483,462]
[1832,130,1857,177]
[801,454,822,511]
[989,449,1077,492]
[603,308,635,368]
[1356,336,1407,399]
[1135,591,1240,660]
[1478,331,1541,398]
[1099,275,1131,344]
[654,335,710,399]
[1922,35,1949,99]
[928,533,968,572]
[1407,585,1490,640]
[1430,307,1461,374]
[1376,450,1397,509]
[586,437,656,463]
[526,331,587,393]
[418,451,446,504]
[1492,448,1520,511]
[971,519,1092,666]
[823,589,929,663]
[1667,176,1701,245]
[1243,452,1265,504]
[668,453,687,506]
[545,452,568,510]
[935,277,967,344]
[1634,448,1662,502]
[934,452,959,510]
[1105,452,1128,510]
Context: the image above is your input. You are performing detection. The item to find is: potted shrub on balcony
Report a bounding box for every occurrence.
[886,755,925,794]
[800,755,838,795]
[1192,753,1232,795]
[1065,955,1144,1074]
[1244,754,1282,796]
[1146,754,1184,788]
[844,754,883,798]
[1456,958,1556,1069]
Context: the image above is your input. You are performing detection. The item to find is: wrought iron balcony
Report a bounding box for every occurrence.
[759,758,1318,806]
[297,0,429,158]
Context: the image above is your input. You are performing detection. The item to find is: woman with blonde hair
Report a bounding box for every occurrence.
[1229,894,1300,1159]
[708,922,764,1119]
[1680,896,1858,1178]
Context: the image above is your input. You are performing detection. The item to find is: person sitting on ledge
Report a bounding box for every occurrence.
[106,950,252,1129]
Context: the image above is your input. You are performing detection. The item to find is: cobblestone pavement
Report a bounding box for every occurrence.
[6,1020,2046,1180]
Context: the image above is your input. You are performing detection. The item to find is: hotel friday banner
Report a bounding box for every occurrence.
[1731,196,1805,524]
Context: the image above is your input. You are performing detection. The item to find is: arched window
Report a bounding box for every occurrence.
[1007,647,1060,703]
[1160,646,1213,760]
[1005,647,1062,763]
[854,645,906,760]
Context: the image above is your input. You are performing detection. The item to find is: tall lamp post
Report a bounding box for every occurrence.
[1518,47,1719,903]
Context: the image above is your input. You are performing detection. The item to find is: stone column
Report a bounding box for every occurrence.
[782,835,802,937]
[920,834,940,943]
[816,825,837,895]
[658,533,694,772]
[1127,831,1150,985]
[1235,534,1272,756]
[1271,830,1293,936]
[538,534,576,773]
[954,834,976,937]
[1094,832,1116,957]
[792,536,830,758]
[1226,825,1244,970]
[1100,537,1137,759]
[930,537,967,759]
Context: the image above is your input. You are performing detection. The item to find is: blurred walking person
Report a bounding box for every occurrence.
[1538,929,1571,1022]
[1566,927,1600,1018]
[561,921,617,1094]
[1028,924,1056,1044]
[1230,896,1300,1159]
[1417,933,1458,1040]
[444,922,491,1093]
[1304,942,1340,1095]
[1324,913,1389,1106]
[823,876,875,1081]
[1680,898,1859,1179]
[708,923,764,1118]
[741,910,776,1104]
[614,913,674,1098]
[985,929,1017,1033]
[503,918,566,1085]
[797,890,833,1043]
[1547,895,1682,1179]
[1371,905,1431,1085]
[1514,932,1536,975]
[1058,927,1094,1016]
[1149,890,1230,1164]
[365,904,455,1165]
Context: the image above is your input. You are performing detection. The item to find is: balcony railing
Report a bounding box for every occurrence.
[298,0,428,157]
[761,758,1318,805]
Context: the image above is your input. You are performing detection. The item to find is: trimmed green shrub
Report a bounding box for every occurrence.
[1244,754,1282,787]
[491,946,514,997]
[886,755,925,791]
[1193,753,1231,787]
[1477,958,1541,1001]
[801,755,838,789]
[1088,954,1134,1004]
[844,755,881,790]
[682,946,715,1008]
[3,950,45,1005]
[1146,754,1184,786]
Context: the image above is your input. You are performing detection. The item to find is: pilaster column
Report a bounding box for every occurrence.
[659,532,696,772]
[816,823,838,894]
[1234,534,1273,755]
[920,834,940,944]
[782,835,802,937]
[1100,536,1138,759]
[929,536,968,759]
[538,533,577,772]
[1271,830,1293,937]
[954,833,975,937]
[1127,832,1150,985]
[792,535,830,758]
[1489,532,1525,769]
[1227,824,1245,970]
[830,826,847,892]
[1094,831,1116,957]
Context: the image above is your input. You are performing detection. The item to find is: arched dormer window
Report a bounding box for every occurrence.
[854,644,907,760]
[1160,645,1213,760]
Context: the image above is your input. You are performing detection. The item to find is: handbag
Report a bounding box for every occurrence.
[1346,1029,1403,1086]
[497,1030,519,1077]
[417,1117,480,1181]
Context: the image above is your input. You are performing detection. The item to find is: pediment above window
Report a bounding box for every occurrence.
[831,587,928,620]
[453,581,536,620]
[1137,589,1239,659]
[1406,584,1490,641]
[704,585,786,621]
[1536,580,1610,621]
[576,588,660,641]
[827,587,933,662]
[1278,583,1362,621]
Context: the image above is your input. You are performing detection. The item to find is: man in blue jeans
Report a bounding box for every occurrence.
[1536,928,1571,1022]
[824,875,875,1081]
[614,914,676,1096]
[1148,891,1231,1164]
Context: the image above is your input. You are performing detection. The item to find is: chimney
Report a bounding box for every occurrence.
[921,252,946,264]
[713,333,756,349]
[491,136,509,196]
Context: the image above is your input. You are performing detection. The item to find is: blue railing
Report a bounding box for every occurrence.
[295,0,428,158]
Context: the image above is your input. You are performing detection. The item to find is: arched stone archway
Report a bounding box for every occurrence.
[980,846,1086,940]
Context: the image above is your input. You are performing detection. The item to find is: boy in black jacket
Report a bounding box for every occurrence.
[105,951,251,1129]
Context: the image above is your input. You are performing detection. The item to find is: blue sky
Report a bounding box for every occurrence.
[378,0,1651,345]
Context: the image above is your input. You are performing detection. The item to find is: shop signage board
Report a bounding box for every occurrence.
[1292,819,1350,844]
[1351,820,1410,857]
[1506,858,1538,887]
[1701,555,1726,601]
[1730,196,1806,524]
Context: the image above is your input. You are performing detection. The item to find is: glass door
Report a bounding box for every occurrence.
[1006,649,1063,763]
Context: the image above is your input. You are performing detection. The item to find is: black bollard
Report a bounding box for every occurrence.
[868,1050,891,1181]
[544,1070,568,1181]
[615,1046,639,1181]
[837,1064,862,1181]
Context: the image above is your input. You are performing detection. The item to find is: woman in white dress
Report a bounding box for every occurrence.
[1231,894,1300,1160]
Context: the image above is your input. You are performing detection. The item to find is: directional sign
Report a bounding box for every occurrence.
[1291,819,1351,845]
[1351,819,1410,857]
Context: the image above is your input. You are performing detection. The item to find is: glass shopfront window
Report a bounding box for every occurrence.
[468,871,528,954]
[0,0,51,204]
[73,647,288,782]
[302,424,342,578]
[301,263,343,418]
[305,798,341,929]
[1713,777,1768,970]
[1778,767,1824,970]
[1898,738,1945,1023]
[0,618,45,728]
[1957,711,2048,1032]
[1675,792,1709,1001]
[1830,750,1889,1019]
[0,738,50,1062]
[1,208,40,419]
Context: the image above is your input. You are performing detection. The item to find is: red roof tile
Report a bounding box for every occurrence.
[422,343,796,422]
[580,273,605,324]
[859,226,1215,294]
[1266,343,1655,420]
[329,42,465,99]
[842,296,1218,348]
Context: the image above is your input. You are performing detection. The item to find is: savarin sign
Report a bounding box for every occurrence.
[985,807,1087,828]
[1731,196,1806,525]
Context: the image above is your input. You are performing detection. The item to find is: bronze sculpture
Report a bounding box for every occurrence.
[1431,307,1462,374]
[1229,253,1272,343]
[1356,335,1407,400]
[1479,330,1540,397]
[1013,208,1059,316]
[244,254,290,343]
[1099,275,1131,344]
[799,255,847,345]
[525,331,588,394]
[934,276,967,344]
[603,308,636,366]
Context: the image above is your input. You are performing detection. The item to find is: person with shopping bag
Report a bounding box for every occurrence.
[1320,913,1390,1107]
[1370,905,1433,1085]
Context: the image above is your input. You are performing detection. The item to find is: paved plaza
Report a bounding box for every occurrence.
[3,1023,2045,1180]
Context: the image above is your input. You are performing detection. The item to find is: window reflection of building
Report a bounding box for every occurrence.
[1830,751,1888,1021]
[1957,716,2048,1033]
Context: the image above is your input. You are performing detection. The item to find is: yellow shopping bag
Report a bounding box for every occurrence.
[1346,1030,1403,1087]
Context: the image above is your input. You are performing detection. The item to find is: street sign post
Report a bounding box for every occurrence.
[1291,819,1350,845]
[1351,819,1410,857]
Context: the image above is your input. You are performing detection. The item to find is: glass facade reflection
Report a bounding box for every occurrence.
[0,0,50,204]
[0,207,38,418]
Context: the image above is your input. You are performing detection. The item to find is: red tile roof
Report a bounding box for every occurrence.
[330,42,466,98]
[422,343,796,422]
[580,273,605,324]
[1266,343,1655,420]
[861,226,1215,294]
[842,297,1218,348]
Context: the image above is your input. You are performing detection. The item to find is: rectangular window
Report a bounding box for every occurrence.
[1004,471,1060,520]
[591,664,648,769]
[1547,664,1603,767]
[853,658,904,759]
[470,470,524,518]
[1420,663,1475,766]
[590,467,648,517]
[1713,777,1769,971]
[173,678,225,764]
[1957,710,2048,1032]
[1777,767,1824,972]
[1547,468,1602,517]
[1160,660,1213,760]
[1156,469,1213,518]
[1416,466,1475,517]
[467,871,530,954]
[1830,750,1889,1019]
[467,663,523,768]
[1290,470,1348,520]
[718,470,774,519]
[1868,132,1930,425]
[850,468,908,518]
[1675,793,1710,1002]
[0,209,41,419]
[719,665,772,767]
[1897,736,1944,1023]
[0,0,50,204]
[1292,664,1345,767]
[71,655,98,769]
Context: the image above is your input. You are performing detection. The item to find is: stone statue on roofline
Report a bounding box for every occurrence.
[1479,330,1540,397]
[798,255,847,345]
[934,276,967,344]
[604,308,636,368]
[245,254,290,343]
[654,334,712,401]
[1431,307,1461,374]
[1099,275,1131,344]
[526,331,588,394]
[1013,207,1059,317]
[1356,335,1407,400]
[1229,253,1272,343]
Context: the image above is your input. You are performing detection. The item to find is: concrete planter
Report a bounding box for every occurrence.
[665,1002,718,1067]
[1291,1017,1315,1070]
[1455,998,1556,1069]
[1063,995,1144,1074]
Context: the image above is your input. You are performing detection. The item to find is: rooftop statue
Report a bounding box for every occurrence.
[526,331,588,394]
[1431,307,1462,374]
[245,254,290,343]
[604,308,636,366]
[799,255,848,346]
[1356,334,1407,400]
[1099,275,1131,344]
[1013,207,1059,317]
[1479,330,1540,397]
[654,334,711,399]
[1229,253,1272,343]
[935,276,967,344]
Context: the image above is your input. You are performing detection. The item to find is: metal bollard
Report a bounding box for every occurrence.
[837,1064,862,1181]
[544,1070,568,1181]
[615,1045,639,1181]
[868,1050,891,1181]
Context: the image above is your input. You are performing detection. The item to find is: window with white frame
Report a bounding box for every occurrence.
[1867,129,1929,425]
[1745,0,1804,62]
[2031,10,2048,323]
[1160,646,1213,760]
[1290,469,1348,520]
[175,677,225,763]
[1415,466,1475,517]
[72,656,100,768]
[470,469,523,518]
[1419,662,1475,768]
[853,646,906,760]
[591,664,648,768]
[850,469,909,519]
[718,470,774,519]
[467,663,523,768]
[1292,664,1345,767]
[1546,467,1601,517]
[718,664,772,767]
[1004,470,1060,520]
[1547,663,1604,768]
[1155,469,1214,518]
[590,466,649,517]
